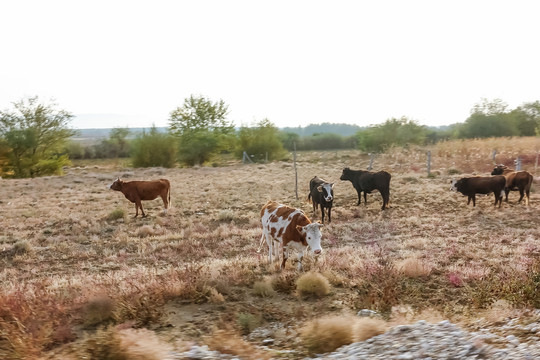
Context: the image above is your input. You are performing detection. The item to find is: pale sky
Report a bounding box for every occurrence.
[1,0,539,129]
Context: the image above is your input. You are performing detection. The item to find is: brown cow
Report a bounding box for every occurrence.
[491,164,533,205]
[450,176,506,207]
[109,178,170,217]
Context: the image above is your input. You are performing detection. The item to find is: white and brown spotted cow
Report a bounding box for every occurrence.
[259,200,323,271]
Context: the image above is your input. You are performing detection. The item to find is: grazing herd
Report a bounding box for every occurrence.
[109,164,534,271]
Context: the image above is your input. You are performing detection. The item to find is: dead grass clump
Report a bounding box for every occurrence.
[353,317,387,342]
[271,271,297,294]
[397,257,432,278]
[107,208,125,221]
[253,279,276,297]
[78,326,172,360]
[136,225,155,237]
[217,209,235,222]
[300,315,355,354]
[83,295,116,327]
[296,272,331,298]
[204,329,271,359]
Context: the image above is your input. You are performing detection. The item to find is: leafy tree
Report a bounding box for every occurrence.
[169,95,235,166]
[131,126,177,168]
[0,96,75,178]
[236,119,287,161]
[457,99,517,138]
[93,127,131,158]
[356,117,428,152]
[279,132,300,151]
[510,101,540,136]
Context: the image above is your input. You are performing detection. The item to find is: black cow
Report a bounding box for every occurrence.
[450,176,506,207]
[491,165,533,205]
[308,176,334,224]
[340,168,391,210]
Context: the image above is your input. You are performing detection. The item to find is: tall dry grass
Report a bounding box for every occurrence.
[1,139,539,358]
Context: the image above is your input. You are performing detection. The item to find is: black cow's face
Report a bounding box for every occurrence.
[340,168,351,181]
[317,183,334,202]
[491,167,503,175]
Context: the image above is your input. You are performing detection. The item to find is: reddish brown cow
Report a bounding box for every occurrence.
[109,178,170,217]
[450,176,506,207]
[491,165,533,205]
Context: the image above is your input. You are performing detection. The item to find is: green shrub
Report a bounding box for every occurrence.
[107,208,125,221]
[131,127,177,168]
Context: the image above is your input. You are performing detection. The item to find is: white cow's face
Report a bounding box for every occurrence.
[297,222,324,255]
[450,179,458,192]
[317,183,334,202]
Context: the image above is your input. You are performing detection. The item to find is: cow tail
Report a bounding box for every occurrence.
[308,192,312,203]
[168,186,172,208]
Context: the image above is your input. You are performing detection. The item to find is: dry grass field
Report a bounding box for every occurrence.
[1,137,540,359]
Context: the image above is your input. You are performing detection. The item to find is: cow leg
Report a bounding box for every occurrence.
[356,191,362,205]
[363,192,367,205]
[320,207,325,224]
[297,251,304,271]
[137,201,147,217]
[472,196,476,207]
[133,203,139,218]
[160,193,169,214]
[280,243,288,270]
[504,188,510,202]
[525,190,530,206]
[327,207,332,223]
[517,189,525,203]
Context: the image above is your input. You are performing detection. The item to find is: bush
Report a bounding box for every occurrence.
[253,279,276,297]
[296,272,331,298]
[131,127,177,168]
[107,208,125,221]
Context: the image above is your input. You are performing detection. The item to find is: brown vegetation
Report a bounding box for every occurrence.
[1,137,539,359]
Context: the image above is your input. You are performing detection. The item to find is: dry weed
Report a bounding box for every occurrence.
[296,272,331,298]
[204,329,272,359]
[300,315,356,354]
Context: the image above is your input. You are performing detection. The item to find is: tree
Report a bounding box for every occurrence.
[457,99,517,138]
[236,119,287,162]
[169,95,235,166]
[0,96,75,178]
[510,101,540,136]
[131,126,177,168]
[356,117,427,152]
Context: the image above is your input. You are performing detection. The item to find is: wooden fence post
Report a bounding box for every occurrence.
[427,150,431,176]
[515,156,522,171]
[368,153,375,170]
[294,142,298,200]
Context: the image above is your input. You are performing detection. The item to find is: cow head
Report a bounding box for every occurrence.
[317,183,334,202]
[450,179,459,191]
[340,168,352,181]
[296,222,324,255]
[491,164,506,176]
[109,178,123,191]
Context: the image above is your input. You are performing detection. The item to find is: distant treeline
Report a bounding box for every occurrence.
[67,98,540,162]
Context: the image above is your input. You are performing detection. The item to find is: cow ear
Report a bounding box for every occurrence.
[296,225,305,233]
[317,185,323,192]
[316,221,324,227]
[330,183,334,188]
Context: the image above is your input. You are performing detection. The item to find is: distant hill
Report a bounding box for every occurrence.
[71,123,363,142]
[72,127,168,142]
[281,123,364,137]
